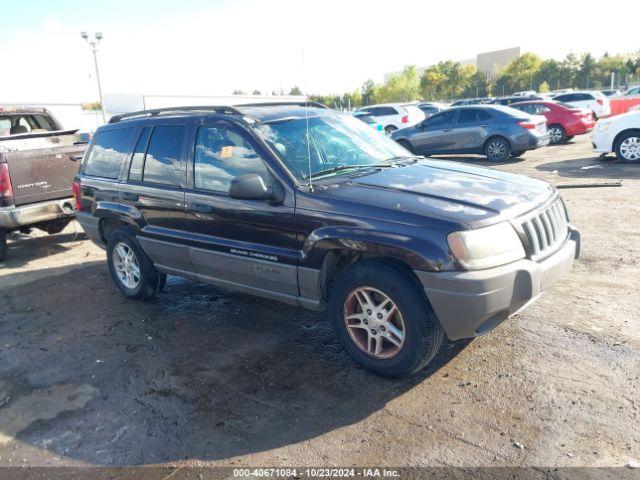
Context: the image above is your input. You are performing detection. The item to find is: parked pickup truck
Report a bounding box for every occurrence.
[74,103,580,377]
[0,107,88,262]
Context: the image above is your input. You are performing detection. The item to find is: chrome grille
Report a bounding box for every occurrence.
[521,200,569,259]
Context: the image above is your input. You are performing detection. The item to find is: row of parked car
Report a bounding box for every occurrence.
[353,90,640,162]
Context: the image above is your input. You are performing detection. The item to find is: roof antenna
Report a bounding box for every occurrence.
[302,47,314,192]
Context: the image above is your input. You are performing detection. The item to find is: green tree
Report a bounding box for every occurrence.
[578,53,598,89]
[232,89,246,95]
[377,65,420,102]
[495,53,542,93]
[538,81,550,93]
[289,86,303,96]
[252,90,261,95]
[361,79,377,106]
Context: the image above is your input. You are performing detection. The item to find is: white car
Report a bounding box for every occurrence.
[355,103,425,134]
[553,91,611,120]
[513,90,536,97]
[624,86,640,96]
[592,110,640,162]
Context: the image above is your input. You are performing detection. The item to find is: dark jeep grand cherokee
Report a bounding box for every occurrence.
[74,103,580,376]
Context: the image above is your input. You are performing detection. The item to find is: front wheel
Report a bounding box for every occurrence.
[106,229,162,300]
[484,137,511,161]
[615,131,640,162]
[328,261,443,377]
[0,229,7,263]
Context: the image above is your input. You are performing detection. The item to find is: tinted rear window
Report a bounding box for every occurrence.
[141,125,186,186]
[83,127,134,178]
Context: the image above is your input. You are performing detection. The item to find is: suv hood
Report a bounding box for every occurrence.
[317,160,555,228]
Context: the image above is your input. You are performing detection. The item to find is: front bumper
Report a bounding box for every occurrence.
[0,198,74,229]
[415,228,580,340]
[591,129,613,153]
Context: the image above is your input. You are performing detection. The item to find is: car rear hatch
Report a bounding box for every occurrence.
[0,130,87,206]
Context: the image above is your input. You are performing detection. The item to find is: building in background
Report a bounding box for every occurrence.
[384,47,520,82]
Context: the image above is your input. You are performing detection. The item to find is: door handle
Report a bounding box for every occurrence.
[121,192,139,201]
[481,124,491,128]
[443,129,452,132]
[191,202,214,214]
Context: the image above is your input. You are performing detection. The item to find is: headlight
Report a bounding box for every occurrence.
[597,121,610,132]
[448,222,525,270]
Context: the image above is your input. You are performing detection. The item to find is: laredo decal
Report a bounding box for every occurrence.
[230,248,278,262]
[17,181,51,189]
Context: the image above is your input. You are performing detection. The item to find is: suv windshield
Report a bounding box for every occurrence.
[255,113,410,181]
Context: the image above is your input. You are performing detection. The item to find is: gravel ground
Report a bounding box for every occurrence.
[0,134,638,469]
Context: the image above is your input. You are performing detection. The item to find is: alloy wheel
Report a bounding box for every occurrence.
[620,136,640,161]
[343,286,406,359]
[549,127,563,143]
[112,242,141,289]
[487,141,507,160]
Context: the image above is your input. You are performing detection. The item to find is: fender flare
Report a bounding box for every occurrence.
[301,226,451,272]
[93,201,144,241]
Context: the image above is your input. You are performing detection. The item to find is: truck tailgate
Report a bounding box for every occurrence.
[1,132,86,206]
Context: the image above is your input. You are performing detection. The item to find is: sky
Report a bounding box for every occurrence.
[1,0,638,103]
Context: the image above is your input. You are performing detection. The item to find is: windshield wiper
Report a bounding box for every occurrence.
[385,155,422,165]
[305,164,394,180]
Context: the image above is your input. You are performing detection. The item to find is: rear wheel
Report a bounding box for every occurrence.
[615,131,640,162]
[0,229,7,263]
[592,111,598,121]
[106,228,162,300]
[484,137,511,161]
[396,139,414,153]
[328,261,443,377]
[548,124,566,144]
[384,125,397,135]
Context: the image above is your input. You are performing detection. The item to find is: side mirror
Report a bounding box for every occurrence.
[229,173,283,203]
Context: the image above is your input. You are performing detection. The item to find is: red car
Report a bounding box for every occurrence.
[511,101,595,144]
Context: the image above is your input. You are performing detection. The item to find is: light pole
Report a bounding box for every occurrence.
[81,31,106,123]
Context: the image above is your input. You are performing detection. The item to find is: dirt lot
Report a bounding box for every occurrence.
[0,134,638,468]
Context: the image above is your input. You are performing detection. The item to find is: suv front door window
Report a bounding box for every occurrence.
[185,123,298,295]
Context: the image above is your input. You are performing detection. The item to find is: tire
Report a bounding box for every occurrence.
[548,124,566,144]
[106,228,162,300]
[615,130,640,163]
[0,229,7,263]
[328,261,443,377]
[384,125,397,135]
[511,151,525,158]
[592,111,598,121]
[484,137,511,161]
[396,139,414,153]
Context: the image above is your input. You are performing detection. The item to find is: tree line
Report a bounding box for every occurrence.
[306,51,639,108]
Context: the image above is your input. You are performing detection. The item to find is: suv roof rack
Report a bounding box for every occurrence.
[108,102,329,124]
[238,101,328,109]
[108,105,244,124]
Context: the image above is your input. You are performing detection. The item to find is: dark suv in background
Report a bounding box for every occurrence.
[391,105,550,161]
[74,103,579,376]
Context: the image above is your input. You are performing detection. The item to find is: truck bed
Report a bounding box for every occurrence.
[0,130,87,206]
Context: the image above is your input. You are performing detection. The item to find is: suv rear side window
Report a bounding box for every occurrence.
[83,127,134,178]
[141,125,186,186]
[194,126,270,194]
